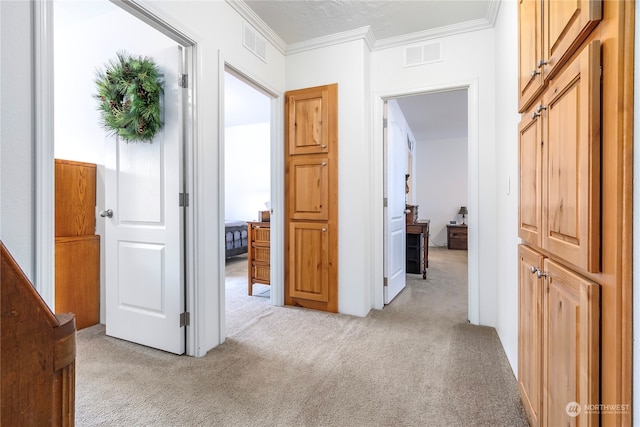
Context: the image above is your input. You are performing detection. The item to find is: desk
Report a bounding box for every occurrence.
[406,220,430,279]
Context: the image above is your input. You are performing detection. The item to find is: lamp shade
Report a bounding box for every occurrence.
[458,206,468,215]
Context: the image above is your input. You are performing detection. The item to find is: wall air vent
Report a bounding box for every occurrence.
[243,22,267,63]
[404,41,442,67]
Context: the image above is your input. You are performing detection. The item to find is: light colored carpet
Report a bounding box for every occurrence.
[75,247,528,426]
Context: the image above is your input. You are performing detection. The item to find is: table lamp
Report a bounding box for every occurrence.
[458,206,468,224]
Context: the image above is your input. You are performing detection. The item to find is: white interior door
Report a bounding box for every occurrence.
[383,100,407,304]
[104,46,185,354]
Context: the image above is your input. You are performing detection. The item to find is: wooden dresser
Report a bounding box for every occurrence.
[446,224,467,250]
[247,221,270,295]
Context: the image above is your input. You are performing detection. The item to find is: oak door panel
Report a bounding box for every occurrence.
[518,0,544,111]
[542,41,600,273]
[518,245,544,427]
[518,105,543,248]
[543,0,601,80]
[288,222,329,303]
[287,157,330,221]
[286,86,334,156]
[544,258,599,426]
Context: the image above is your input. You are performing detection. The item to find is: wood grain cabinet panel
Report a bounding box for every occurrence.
[288,157,330,221]
[55,235,100,330]
[286,86,331,156]
[518,0,544,111]
[518,245,544,427]
[55,159,96,237]
[543,258,599,426]
[288,222,329,303]
[518,105,543,247]
[542,41,600,273]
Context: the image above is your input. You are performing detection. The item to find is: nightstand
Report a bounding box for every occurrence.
[446,224,468,250]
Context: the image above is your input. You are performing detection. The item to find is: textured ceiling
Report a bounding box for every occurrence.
[396,90,468,142]
[244,0,492,45]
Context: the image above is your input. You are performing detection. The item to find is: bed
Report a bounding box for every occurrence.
[225,221,248,258]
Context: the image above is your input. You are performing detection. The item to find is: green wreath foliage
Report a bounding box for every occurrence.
[95,51,163,142]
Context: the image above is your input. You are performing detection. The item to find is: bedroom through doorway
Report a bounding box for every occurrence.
[223,69,273,336]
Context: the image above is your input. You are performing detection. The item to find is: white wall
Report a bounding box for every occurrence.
[0,1,35,280]
[415,136,468,246]
[493,0,520,374]
[372,27,497,326]
[286,40,372,317]
[224,123,270,221]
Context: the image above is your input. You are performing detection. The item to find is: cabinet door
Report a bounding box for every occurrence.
[287,156,330,221]
[544,258,599,426]
[518,245,544,427]
[542,41,600,273]
[542,0,601,80]
[518,106,543,248]
[518,0,544,111]
[286,85,336,156]
[288,222,332,306]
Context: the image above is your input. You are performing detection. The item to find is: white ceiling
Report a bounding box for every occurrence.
[239,0,479,142]
[243,0,495,46]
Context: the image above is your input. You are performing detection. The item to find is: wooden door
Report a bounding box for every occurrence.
[542,41,600,273]
[518,0,543,111]
[518,102,543,248]
[543,258,599,426]
[542,0,601,80]
[518,245,544,427]
[285,84,338,313]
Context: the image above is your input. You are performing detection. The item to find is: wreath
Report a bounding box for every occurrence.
[95,51,163,142]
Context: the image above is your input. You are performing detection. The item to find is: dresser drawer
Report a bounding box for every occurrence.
[252,263,270,284]
[447,225,468,250]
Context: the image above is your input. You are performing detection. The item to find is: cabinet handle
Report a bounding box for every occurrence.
[321,162,327,167]
[536,270,548,279]
[321,144,327,149]
[531,104,547,119]
[530,266,538,275]
[537,59,547,68]
[322,228,327,232]
[530,69,540,78]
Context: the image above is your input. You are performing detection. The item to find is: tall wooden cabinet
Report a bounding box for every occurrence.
[55,159,100,330]
[284,84,338,313]
[517,1,633,425]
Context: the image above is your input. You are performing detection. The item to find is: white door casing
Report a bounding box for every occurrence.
[105,46,185,354]
[383,100,407,304]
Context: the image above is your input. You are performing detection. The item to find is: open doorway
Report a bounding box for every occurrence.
[51,0,195,354]
[382,88,470,310]
[222,69,273,336]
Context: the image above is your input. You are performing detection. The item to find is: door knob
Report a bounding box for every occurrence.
[100,209,113,218]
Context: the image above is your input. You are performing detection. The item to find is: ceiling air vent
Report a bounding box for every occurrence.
[243,22,267,63]
[404,41,442,67]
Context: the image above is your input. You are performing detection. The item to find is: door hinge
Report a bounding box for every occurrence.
[383,197,388,207]
[179,74,188,88]
[383,118,388,128]
[383,277,388,287]
[180,312,190,327]
[179,193,189,207]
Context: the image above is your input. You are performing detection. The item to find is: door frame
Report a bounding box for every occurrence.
[372,79,480,324]
[34,0,201,355]
[218,57,284,333]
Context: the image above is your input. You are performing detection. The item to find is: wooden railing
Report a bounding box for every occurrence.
[1,241,76,426]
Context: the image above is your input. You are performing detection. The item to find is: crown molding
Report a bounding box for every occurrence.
[373,17,495,51]
[228,0,500,56]
[286,26,375,55]
[226,0,287,55]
